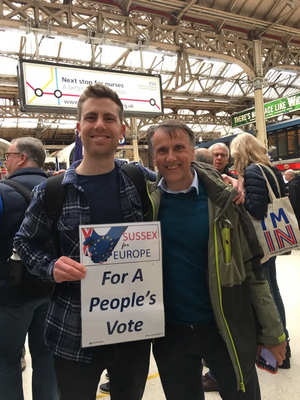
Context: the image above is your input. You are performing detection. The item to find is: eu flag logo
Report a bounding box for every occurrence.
[83,226,127,263]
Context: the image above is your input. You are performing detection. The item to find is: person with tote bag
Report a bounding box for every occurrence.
[230,132,291,369]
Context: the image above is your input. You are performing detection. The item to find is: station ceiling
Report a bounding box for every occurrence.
[1,0,300,147]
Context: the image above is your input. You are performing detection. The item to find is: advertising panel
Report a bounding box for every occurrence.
[231,92,300,128]
[18,60,163,117]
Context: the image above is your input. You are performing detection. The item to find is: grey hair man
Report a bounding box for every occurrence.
[194,148,213,164]
[284,169,295,182]
[146,119,286,400]
[209,142,236,177]
[0,137,58,400]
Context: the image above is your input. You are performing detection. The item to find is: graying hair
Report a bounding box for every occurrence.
[209,142,229,157]
[11,137,46,168]
[194,148,213,164]
[285,169,295,178]
[147,120,195,154]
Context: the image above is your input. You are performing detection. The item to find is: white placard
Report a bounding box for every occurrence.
[18,60,163,117]
[80,222,164,347]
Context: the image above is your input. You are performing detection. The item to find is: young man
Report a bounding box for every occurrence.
[14,84,155,400]
[0,138,58,400]
[146,120,286,400]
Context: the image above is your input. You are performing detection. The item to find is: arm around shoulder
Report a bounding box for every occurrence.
[132,162,157,182]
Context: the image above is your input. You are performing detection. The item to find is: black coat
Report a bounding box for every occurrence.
[288,175,300,229]
[244,164,286,220]
[0,167,48,305]
[223,165,238,179]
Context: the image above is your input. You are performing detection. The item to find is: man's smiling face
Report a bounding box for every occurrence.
[152,128,195,192]
[76,97,125,160]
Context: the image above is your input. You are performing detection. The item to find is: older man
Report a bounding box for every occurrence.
[209,142,237,178]
[0,138,58,400]
[194,148,213,164]
[146,120,286,400]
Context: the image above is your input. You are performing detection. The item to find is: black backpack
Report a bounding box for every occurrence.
[43,163,152,227]
[2,179,57,296]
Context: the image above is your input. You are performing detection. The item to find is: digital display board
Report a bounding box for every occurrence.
[267,123,300,161]
[268,133,278,160]
[18,60,163,117]
[287,129,298,156]
[277,130,288,158]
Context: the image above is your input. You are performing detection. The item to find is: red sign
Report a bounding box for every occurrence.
[274,162,300,171]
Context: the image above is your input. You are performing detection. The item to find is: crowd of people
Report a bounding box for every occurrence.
[0,83,298,400]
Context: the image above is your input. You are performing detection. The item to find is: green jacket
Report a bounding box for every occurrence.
[146,161,285,391]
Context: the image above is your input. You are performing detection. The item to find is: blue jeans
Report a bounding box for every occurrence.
[262,256,289,340]
[0,297,58,400]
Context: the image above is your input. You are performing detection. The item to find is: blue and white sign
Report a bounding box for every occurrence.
[80,222,164,347]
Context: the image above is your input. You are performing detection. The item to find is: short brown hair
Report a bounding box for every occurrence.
[147,120,195,154]
[77,84,124,123]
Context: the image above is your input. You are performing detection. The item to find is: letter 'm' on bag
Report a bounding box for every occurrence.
[249,164,300,263]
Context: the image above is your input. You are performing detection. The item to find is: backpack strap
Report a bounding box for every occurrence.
[122,163,146,204]
[0,179,32,202]
[122,163,151,219]
[44,173,65,256]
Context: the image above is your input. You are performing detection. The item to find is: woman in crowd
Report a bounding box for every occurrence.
[230,132,291,369]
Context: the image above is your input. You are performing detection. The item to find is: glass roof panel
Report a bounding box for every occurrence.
[100,45,128,64]
[0,57,18,75]
[39,37,61,59]
[223,64,243,78]
[59,37,91,61]
[0,30,22,52]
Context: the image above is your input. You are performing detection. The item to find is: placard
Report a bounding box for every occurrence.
[80,222,164,347]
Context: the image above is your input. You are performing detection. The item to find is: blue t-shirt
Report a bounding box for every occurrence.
[77,168,124,224]
[158,181,214,325]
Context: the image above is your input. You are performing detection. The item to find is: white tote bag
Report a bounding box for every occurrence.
[249,164,300,263]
